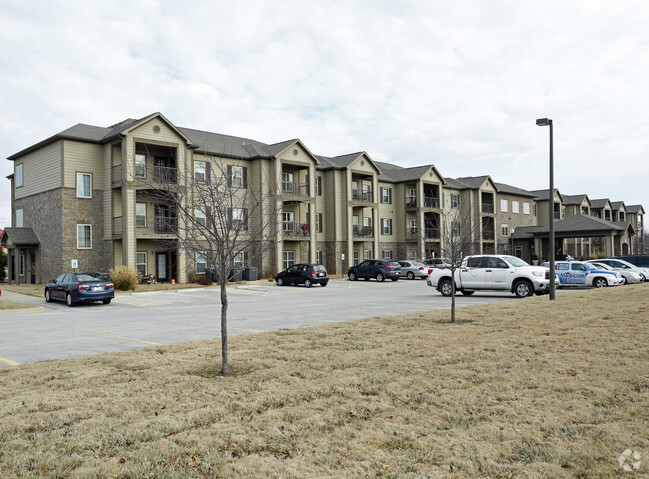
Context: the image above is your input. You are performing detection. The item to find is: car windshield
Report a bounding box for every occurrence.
[502,256,530,267]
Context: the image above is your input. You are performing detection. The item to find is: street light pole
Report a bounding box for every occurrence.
[536,118,555,300]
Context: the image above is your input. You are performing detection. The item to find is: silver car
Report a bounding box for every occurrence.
[397,260,430,280]
[588,258,647,284]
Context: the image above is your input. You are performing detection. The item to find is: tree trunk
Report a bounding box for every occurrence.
[220,278,229,375]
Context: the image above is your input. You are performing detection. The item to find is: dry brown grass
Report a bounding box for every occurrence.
[0,299,38,310]
[1,282,209,298]
[1,286,648,478]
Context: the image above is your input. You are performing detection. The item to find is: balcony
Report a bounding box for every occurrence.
[353,226,374,238]
[352,190,374,203]
[482,203,495,214]
[281,180,310,198]
[282,222,311,239]
[423,196,439,208]
[406,227,418,241]
[482,231,495,241]
[405,196,417,208]
[424,227,440,240]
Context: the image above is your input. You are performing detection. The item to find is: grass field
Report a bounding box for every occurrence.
[1,286,648,478]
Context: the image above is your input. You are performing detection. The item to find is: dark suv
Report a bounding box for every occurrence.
[275,263,329,287]
[347,259,401,282]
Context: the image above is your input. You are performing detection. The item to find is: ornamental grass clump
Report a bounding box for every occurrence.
[109,266,141,291]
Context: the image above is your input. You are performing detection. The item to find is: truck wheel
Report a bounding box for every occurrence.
[514,280,534,298]
[439,278,453,297]
[593,277,607,288]
[461,290,474,296]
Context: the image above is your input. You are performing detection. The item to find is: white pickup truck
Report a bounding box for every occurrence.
[427,255,552,298]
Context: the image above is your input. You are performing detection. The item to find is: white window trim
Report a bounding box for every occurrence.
[501,224,509,237]
[77,224,92,249]
[77,172,92,198]
[194,161,206,183]
[136,251,147,275]
[500,199,508,213]
[283,250,295,269]
[15,209,23,228]
[512,201,519,214]
[19,251,25,276]
[195,207,206,227]
[232,165,244,187]
[523,202,530,215]
[136,202,147,227]
[135,154,146,178]
[195,251,207,274]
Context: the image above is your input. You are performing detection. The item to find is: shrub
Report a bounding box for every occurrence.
[188,272,213,285]
[109,266,141,291]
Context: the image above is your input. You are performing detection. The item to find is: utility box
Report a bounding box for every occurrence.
[242,267,258,281]
[228,268,243,282]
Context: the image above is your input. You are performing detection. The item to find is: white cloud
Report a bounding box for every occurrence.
[1,0,648,228]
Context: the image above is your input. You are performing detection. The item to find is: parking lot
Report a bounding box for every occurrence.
[1,278,535,367]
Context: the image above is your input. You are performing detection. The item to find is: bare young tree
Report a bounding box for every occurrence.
[436,206,482,322]
[138,156,281,375]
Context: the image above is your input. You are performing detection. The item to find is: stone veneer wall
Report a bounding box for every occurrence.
[60,189,111,274]
[15,189,64,283]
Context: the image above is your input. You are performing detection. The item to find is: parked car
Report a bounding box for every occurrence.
[45,273,115,306]
[275,264,329,287]
[347,259,401,282]
[424,258,451,269]
[593,258,649,282]
[611,254,649,268]
[586,260,643,285]
[397,260,430,280]
[541,261,623,288]
[428,255,551,297]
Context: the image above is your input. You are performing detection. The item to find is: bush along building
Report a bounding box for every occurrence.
[2,112,645,284]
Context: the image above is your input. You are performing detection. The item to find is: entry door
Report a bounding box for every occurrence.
[157,253,168,282]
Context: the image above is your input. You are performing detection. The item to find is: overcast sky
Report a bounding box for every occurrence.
[1,1,648,228]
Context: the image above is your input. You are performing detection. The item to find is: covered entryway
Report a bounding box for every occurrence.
[0,227,41,285]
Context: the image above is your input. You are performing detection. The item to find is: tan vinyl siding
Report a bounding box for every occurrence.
[62,140,104,189]
[14,141,62,199]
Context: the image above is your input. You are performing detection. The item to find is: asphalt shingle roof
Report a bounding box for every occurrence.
[1,227,40,246]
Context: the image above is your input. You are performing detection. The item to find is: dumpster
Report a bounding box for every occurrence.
[228,267,243,282]
[242,267,258,281]
[206,267,220,283]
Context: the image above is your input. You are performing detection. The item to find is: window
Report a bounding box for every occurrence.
[228,165,247,188]
[382,218,392,235]
[352,180,359,199]
[512,201,519,214]
[136,203,147,227]
[352,215,359,234]
[233,208,247,230]
[364,250,371,260]
[315,176,322,196]
[195,207,206,227]
[562,207,566,219]
[382,249,393,260]
[515,246,523,258]
[410,249,417,259]
[282,172,294,193]
[363,217,372,228]
[194,161,206,183]
[500,199,508,212]
[381,187,392,204]
[19,251,24,276]
[501,224,509,237]
[282,211,294,232]
[409,219,417,234]
[283,251,295,269]
[15,209,23,227]
[451,194,459,208]
[77,224,92,249]
[195,252,207,274]
[136,252,147,276]
[533,204,537,216]
[523,202,530,215]
[16,164,23,187]
[77,173,92,198]
[316,250,323,265]
[316,213,323,233]
[353,250,359,266]
[452,221,460,236]
[233,251,247,268]
[135,154,146,178]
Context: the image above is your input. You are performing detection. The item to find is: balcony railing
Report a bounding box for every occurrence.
[483,231,495,240]
[112,216,177,236]
[281,181,310,197]
[283,222,311,238]
[154,166,177,183]
[405,196,417,208]
[423,196,439,208]
[155,216,177,234]
[424,227,440,239]
[482,203,495,214]
[353,225,374,238]
[352,190,374,202]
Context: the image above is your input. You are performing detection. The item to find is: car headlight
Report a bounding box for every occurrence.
[531,271,544,278]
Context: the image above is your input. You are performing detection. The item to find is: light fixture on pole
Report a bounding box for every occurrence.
[536,117,555,300]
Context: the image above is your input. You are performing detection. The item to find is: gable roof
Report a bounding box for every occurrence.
[561,194,590,206]
[316,152,380,173]
[379,164,446,184]
[530,189,564,202]
[494,182,536,198]
[610,201,626,211]
[590,198,611,209]
[626,204,645,214]
[1,227,40,247]
[444,175,497,191]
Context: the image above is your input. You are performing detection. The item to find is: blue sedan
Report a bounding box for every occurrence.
[45,273,115,306]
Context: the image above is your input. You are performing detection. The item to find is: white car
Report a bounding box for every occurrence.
[542,261,623,288]
[587,261,643,285]
[592,258,648,283]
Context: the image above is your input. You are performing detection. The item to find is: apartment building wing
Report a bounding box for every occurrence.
[531,188,565,223]
[626,204,646,253]
[561,194,591,216]
[377,164,445,261]
[610,201,627,222]
[589,198,613,220]
[493,182,537,256]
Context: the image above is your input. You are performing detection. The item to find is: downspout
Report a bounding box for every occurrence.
[120,134,127,266]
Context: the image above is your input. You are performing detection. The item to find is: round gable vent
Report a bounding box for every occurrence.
[153,125,161,134]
